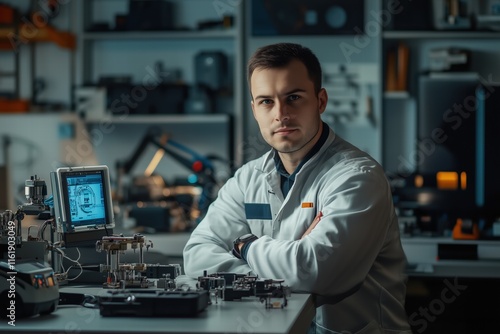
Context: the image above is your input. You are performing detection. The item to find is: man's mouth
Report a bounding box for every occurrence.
[274,128,296,135]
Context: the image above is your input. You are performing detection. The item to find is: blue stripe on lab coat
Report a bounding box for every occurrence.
[244,203,272,220]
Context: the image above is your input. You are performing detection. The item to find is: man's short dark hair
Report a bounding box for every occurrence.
[247,43,323,94]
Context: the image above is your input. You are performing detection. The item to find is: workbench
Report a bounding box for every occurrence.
[0,285,315,334]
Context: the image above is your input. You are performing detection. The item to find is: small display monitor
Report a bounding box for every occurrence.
[50,165,115,244]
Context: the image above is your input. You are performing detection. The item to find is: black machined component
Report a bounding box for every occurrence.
[98,289,209,317]
[197,272,290,307]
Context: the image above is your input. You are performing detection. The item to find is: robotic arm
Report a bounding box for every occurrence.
[115,127,222,221]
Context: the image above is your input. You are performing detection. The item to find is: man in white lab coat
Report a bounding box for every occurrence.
[183,43,411,334]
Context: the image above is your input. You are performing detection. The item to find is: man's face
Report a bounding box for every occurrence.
[250,59,327,159]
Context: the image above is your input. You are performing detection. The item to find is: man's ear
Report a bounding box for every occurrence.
[318,88,328,115]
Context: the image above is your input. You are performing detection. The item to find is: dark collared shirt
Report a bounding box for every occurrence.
[273,122,329,198]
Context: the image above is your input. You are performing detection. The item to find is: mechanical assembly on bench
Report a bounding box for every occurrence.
[95,233,180,289]
[197,271,291,309]
[60,268,292,317]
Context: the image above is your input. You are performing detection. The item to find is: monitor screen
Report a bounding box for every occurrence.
[61,170,108,228]
[51,165,115,237]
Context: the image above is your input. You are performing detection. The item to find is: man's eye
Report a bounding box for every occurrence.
[288,95,300,101]
[260,99,272,105]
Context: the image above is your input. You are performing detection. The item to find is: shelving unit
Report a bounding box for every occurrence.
[86,113,230,125]
[381,18,500,175]
[383,91,410,99]
[76,0,245,167]
[0,15,76,111]
[81,29,237,41]
[383,31,500,39]
[0,23,76,49]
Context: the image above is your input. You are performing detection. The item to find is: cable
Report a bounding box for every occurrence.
[55,247,83,281]
[37,218,53,241]
[44,194,54,208]
[27,225,39,240]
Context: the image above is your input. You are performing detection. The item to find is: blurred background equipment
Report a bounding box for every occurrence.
[116,127,228,233]
[186,51,229,115]
[428,47,471,72]
[251,0,364,36]
[127,0,174,31]
[432,0,472,30]
[391,77,500,240]
[322,63,378,127]
[0,2,76,113]
[194,51,228,92]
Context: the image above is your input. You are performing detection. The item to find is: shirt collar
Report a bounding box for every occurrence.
[273,121,330,178]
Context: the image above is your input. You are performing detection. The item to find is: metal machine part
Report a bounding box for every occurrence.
[96,233,154,289]
[0,209,49,263]
[197,271,290,308]
[0,175,52,277]
[0,210,20,247]
[197,272,226,304]
[23,175,50,216]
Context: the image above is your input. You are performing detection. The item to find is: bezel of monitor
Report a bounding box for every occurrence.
[51,165,115,234]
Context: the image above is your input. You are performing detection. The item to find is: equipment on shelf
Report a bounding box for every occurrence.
[194,51,228,92]
[251,0,364,36]
[127,0,174,31]
[106,82,189,115]
[428,48,471,72]
[432,0,471,30]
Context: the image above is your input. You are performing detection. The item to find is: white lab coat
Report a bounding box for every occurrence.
[183,128,411,333]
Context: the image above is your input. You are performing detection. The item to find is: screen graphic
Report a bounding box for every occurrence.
[64,172,106,227]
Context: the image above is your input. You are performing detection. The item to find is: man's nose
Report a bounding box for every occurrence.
[274,102,290,122]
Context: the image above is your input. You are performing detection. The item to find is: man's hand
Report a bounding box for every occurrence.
[301,211,323,239]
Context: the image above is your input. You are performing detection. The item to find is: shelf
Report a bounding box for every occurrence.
[0,24,76,50]
[82,29,237,41]
[384,91,410,99]
[383,31,500,40]
[86,113,230,124]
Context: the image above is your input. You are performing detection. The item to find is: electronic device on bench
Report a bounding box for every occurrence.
[98,289,210,317]
[0,260,59,319]
[50,165,182,288]
[49,165,115,284]
[50,165,115,247]
[198,272,291,309]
